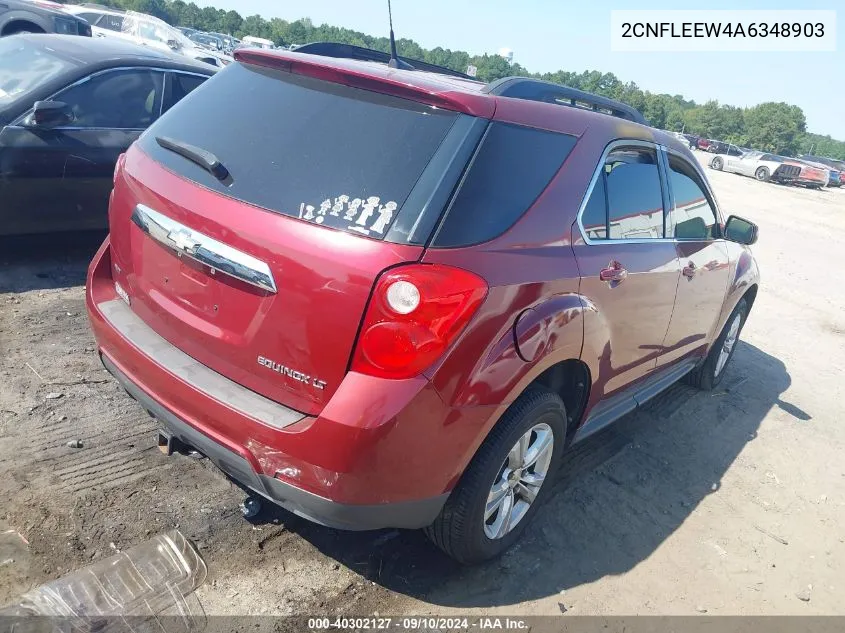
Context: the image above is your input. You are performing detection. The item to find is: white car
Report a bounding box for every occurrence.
[240,36,275,50]
[64,6,231,67]
[665,130,694,150]
[708,149,803,184]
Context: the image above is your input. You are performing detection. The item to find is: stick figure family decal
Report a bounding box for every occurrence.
[299,195,398,236]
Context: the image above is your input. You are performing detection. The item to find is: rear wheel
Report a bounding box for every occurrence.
[685,298,748,391]
[755,167,770,182]
[425,388,566,564]
[710,157,724,171]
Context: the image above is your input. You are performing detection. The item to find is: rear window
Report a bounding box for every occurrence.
[431,123,576,248]
[138,62,460,240]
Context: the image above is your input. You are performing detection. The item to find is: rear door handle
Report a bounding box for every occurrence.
[599,261,628,283]
[682,262,697,278]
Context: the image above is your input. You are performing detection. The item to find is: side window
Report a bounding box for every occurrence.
[162,73,207,114]
[432,122,577,248]
[100,14,124,32]
[667,156,720,240]
[76,12,103,26]
[54,70,164,129]
[605,147,664,240]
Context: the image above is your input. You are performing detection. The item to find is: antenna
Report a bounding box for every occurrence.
[386,0,414,70]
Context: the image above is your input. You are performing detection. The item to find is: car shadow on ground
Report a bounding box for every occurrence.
[254,341,804,608]
[0,231,106,293]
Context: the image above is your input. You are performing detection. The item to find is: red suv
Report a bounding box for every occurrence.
[86,47,760,564]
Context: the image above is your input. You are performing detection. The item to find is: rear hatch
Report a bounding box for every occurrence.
[108,58,485,415]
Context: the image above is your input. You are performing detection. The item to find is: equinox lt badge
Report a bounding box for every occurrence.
[257,356,327,390]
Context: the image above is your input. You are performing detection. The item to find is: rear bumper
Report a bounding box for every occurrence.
[101,354,447,530]
[86,238,496,530]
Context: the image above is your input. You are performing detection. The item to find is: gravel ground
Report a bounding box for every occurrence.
[1,152,844,618]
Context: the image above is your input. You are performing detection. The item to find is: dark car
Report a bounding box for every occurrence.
[0,35,214,235]
[0,0,91,37]
[86,47,760,564]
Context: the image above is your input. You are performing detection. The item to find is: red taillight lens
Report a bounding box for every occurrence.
[351,264,488,379]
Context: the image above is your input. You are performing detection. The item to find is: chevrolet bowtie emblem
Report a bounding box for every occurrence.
[168,228,201,254]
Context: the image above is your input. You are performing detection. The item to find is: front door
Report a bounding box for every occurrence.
[0,68,163,235]
[659,152,731,366]
[573,143,681,399]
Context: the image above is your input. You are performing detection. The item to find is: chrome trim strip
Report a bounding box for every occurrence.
[575,139,675,245]
[98,299,304,430]
[575,139,724,246]
[131,204,277,293]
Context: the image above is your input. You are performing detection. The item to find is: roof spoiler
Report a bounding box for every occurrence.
[291,42,476,80]
[232,48,494,118]
[484,77,647,124]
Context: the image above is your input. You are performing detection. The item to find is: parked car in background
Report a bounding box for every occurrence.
[1,0,92,37]
[240,35,274,49]
[190,31,224,52]
[792,161,829,189]
[799,154,843,187]
[666,130,694,149]
[208,32,237,52]
[0,34,214,235]
[62,6,230,67]
[682,133,699,148]
[696,138,713,151]
[86,47,760,564]
[176,26,198,38]
[709,150,803,184]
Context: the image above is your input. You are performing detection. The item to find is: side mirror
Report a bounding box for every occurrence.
[167,38,180,50]
[29,101,72,128]
[724,215,758,245]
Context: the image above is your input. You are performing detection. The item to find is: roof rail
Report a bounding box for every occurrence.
[292,42,476,80]
[484,77,647,124]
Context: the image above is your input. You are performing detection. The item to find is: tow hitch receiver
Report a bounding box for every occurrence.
[157,429,186,456]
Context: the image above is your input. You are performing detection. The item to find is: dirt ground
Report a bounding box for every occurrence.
[1,151,844,618]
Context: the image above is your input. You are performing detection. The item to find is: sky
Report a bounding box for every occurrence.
[193,0,844,139]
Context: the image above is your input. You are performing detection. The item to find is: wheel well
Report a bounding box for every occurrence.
[528,359,590,444]
[2,20,44,35]
[743,284,758,312]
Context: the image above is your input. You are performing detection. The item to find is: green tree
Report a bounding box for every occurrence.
[744,102,807,154]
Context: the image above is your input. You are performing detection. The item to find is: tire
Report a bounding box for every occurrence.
[2,23,42,36]
[710,157,724,171]
[755,167,770,182]
[425,388,567,564]
[684,298,749,391]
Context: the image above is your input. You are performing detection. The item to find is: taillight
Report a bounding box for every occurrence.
[351,264,488,379]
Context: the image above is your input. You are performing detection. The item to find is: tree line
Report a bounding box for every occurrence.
[69,0,845,160]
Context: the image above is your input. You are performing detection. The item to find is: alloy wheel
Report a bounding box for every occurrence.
[715,313,742,377]
[484,423,554,540]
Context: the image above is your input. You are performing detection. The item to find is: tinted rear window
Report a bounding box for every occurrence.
[431,123,576,247]
[138,62,459,240]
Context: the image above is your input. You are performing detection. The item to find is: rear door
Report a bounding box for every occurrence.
[572,142,681,398]
[108,62,471,416]
[658,151,730,367]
